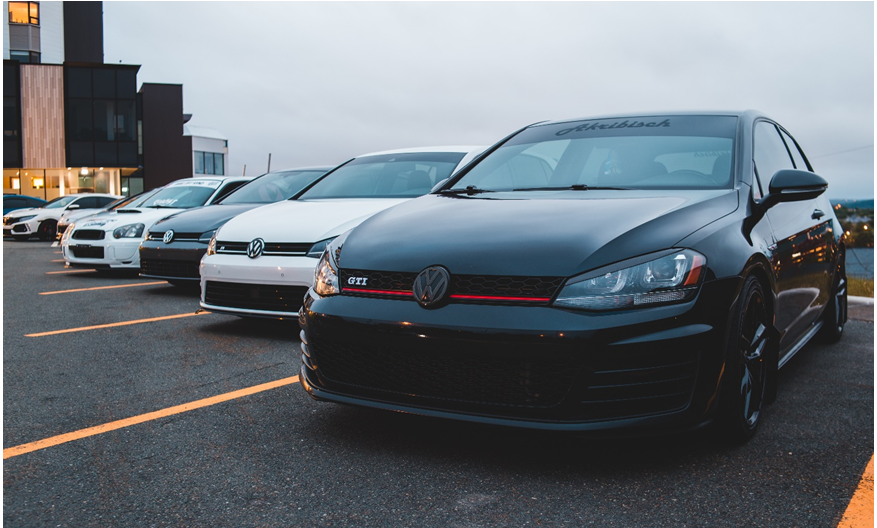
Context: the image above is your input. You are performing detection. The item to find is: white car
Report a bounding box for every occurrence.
[56,189,165,240]
[3,193,121,241]
[200,146,484,318]
[61,176,252,270]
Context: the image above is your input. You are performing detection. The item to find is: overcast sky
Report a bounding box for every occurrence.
[104,2,874,199]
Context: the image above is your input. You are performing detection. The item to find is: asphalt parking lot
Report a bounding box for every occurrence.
[3,240,873,527]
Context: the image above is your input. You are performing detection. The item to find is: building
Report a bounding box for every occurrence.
[3,1,228,200]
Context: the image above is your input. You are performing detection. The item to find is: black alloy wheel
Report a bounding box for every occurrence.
[818,254,847,343]
[37,220,57,241]
[718,276,771,443]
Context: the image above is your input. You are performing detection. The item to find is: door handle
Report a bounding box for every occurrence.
[812,209,825,220]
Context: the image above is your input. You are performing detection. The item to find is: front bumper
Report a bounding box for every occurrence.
[299,277,740,433]
[199,253,320,318]
[3,220,37,237]
[62,237,142,269]
[140,240,207,281]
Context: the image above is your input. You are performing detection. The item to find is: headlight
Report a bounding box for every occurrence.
[199,229,217,243]
[206,233,217,256]
[15,215,36,223]
[313,248,340,296]
[553,249,706,311]
[112,223,145,239]
[307,237,336,258]
[62,223,74,242]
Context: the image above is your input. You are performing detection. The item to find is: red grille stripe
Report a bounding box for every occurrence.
[344,288,413,296]
[450,294,551,302]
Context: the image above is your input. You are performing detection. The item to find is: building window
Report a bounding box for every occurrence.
[194,151,224,175]
[8,2,38,25]
[9,50,40,64]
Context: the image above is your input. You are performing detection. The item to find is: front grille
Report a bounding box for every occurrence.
[204,281,309,313]
[214,241,312,256]
[141,258,200,279]
[147,231,201,242]
[4,217,17,226]
[70,246,104,259]
[579,348,698,420]
[308,329,581,408]
[72,229,105,240]
[339,269,565,304]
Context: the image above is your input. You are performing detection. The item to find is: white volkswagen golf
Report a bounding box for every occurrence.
[199,146,484,318]
[62,176,251,270]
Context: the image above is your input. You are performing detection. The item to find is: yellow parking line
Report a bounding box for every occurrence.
[3,376,300,459]
[40,281,169,295]
[50,259,65,262]
[838,454,874,528]
[45,269,94,275]
[25,312,208,337]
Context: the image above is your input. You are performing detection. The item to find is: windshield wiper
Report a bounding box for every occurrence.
[147,204,180,208]
[437,185,495,196]
[116,209,142,213]
[511,184,631,191]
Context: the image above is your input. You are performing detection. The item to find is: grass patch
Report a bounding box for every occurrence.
[849,276,874,298]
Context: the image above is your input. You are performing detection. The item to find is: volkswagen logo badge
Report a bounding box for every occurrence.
[412,266,450,308]
[247,238,265,259]
[162,230,174,244]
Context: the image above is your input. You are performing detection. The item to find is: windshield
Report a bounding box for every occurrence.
[299,152,465,199]
[449,116,737,192]
[220,170,328,204]
[139,185,216,209]
[43,196,79,209]
[116,188,162,209]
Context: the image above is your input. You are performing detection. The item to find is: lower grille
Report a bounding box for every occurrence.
[72,229,105,240]
[579,348,698,420]
[70,246,104,259]
[204,281,309,313]
[141,258,200,279]
[308,332,581,408]
[12,224,28,232]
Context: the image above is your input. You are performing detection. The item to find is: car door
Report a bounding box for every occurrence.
[754,121,833,354]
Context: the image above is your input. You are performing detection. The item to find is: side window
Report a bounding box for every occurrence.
[753,121,794,199]
[74,197,97,209]
[6,198,24,208]
[96,197,117,207]
[779,129,809,171]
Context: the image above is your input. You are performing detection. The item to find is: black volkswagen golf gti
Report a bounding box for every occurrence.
[299,111,846,441]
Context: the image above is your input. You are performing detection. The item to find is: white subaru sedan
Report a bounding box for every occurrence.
[199,146,484,319]
[62,176,252,270]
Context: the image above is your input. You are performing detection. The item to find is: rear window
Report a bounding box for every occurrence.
[450,116,738,191]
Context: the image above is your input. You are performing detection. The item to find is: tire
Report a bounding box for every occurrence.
[37,220,57,241]
[818,254,847,343]
[716,276,771,443]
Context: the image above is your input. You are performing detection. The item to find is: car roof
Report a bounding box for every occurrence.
[272,166,335,172]
[357,146,484,158]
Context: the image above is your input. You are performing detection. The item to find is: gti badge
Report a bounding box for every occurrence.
[163,230,174,244]
[412,266,450,308]
[247,238,265,259]
[347,276,368,286]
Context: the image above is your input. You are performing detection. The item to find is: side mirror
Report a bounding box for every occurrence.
[66,204,80,210]
[760,169,828,209]
[430,178,449,193]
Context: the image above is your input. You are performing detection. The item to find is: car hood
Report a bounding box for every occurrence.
[6,206,41,219]
[339,189,740,277]
[151,204,261,234]
[75,207,186,231]
[215,198,411,243]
